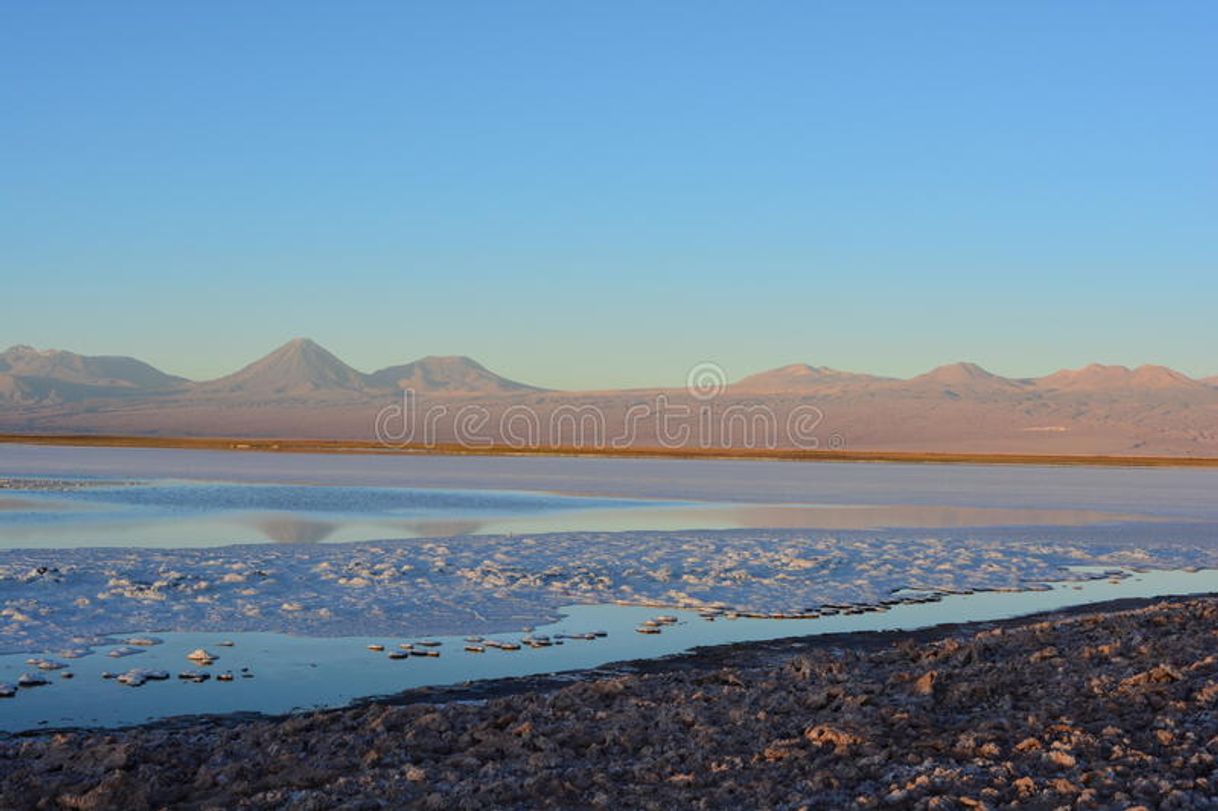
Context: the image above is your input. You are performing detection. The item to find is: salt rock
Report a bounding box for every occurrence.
[107,646,145,659]
[116,669,170,687]
[186,648,218,663]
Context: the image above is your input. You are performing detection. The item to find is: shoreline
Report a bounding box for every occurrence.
[7,590,1213,740]
[359,589,1218,711]
[5,432,1218,468]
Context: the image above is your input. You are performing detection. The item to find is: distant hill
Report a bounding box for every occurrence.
[0,345,186,405]
[906,362,1029,395]
[366,355,543,395]
[196,338,369,397]
[0,345,185,389]
[735,360,1043,397]
[1035,364,1207,392]
[732,363,886,393]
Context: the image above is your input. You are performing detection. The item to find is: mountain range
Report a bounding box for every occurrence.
[0,338,536,404]
[731,360,1215,396]
[2,339,1217,456]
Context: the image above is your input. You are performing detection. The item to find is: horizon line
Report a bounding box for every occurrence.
[3,337,1216,391]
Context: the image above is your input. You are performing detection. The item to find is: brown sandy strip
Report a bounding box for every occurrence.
[4,432,1218,467]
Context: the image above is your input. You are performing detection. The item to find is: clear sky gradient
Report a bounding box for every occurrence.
[3,3,1215,389]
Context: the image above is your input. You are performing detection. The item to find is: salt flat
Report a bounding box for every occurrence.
[4,525,1217,656]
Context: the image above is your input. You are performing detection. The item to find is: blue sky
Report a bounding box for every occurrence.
[2,3,1215,388]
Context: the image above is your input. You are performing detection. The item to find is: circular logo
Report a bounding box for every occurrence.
[686,361,727,401]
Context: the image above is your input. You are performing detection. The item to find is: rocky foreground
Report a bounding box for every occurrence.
[6,599,1218,810]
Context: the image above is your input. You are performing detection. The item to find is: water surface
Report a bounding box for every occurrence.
[1,567,1214,732]
[1,444,1202,548]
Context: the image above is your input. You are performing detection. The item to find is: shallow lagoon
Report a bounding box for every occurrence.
[0,479,1165,549]
[0,443,1203,548]
[0,480,672,548]
[4,444,1218,519]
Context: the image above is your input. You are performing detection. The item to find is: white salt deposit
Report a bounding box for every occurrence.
[3,527,1217,655]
